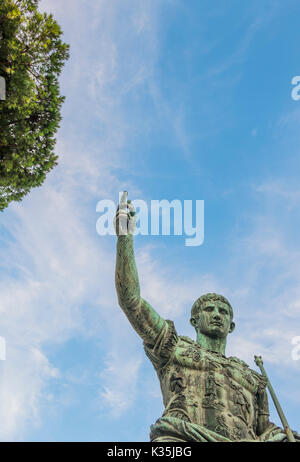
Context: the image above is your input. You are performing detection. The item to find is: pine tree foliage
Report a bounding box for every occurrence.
[0,0,69,211]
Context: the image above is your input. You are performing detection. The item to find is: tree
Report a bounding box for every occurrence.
[0,0,69,211]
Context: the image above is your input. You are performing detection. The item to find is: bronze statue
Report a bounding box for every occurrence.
[114,192,299,442]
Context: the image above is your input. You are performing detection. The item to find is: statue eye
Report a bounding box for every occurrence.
[204,306,214,311]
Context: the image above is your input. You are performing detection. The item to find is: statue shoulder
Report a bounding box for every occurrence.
[178,335,196,346]
[174,335,201,355]
[228,356,268,391]
[228,356,250,368]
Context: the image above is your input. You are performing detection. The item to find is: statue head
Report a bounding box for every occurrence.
[190,293,235,339]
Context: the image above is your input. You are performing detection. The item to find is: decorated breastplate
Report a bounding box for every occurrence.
[158,336,267,440]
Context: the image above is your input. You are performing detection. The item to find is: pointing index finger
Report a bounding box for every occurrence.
[119,191,128,206]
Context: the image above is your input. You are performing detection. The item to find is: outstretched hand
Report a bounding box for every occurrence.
[114,191,136,236]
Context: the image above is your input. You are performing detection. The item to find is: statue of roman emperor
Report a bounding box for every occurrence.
[114,193,299,442]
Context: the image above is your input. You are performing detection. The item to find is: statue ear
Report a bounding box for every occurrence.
[190,317,197,328]
[229,321,235,333]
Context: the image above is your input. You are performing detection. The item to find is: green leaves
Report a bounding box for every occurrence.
[0,0,69,211]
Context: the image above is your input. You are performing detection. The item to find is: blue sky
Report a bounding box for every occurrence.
[0,0,299,441]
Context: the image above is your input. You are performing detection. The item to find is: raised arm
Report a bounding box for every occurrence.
[114,192,168,347]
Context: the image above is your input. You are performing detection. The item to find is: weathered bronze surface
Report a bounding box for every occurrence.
[114,193,299,442]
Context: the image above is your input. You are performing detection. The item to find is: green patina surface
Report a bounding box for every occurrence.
[114,196,299,442]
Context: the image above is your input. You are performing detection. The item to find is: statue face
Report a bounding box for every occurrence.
[192,300,235,339]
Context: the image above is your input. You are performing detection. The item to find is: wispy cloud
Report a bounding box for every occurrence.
[205,2,282,78]
[0,0,163,439]
[255,180,300,209]
[99,352,142,419]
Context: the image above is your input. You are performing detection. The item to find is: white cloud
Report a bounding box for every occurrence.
[0,0,163,440]
[0,347,58,440]
[99,352,142,419]
[255,180,300,209]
